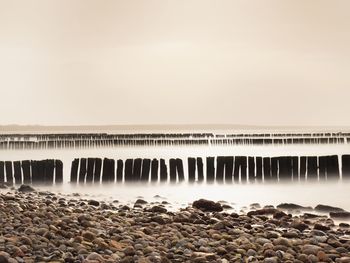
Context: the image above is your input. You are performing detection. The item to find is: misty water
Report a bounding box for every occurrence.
[1,141,350,213]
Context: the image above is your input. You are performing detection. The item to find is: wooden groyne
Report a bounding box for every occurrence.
[0,159,63,185]
[69,155,350,184]
[2,155,350,185]
[0,132,348,150]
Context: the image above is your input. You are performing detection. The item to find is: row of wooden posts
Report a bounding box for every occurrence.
[0,160,63,185]
[0,137,347,150]
[70,155,349,183]
[1,155,350,185]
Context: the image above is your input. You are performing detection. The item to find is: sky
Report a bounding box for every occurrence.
[0,0,349,126]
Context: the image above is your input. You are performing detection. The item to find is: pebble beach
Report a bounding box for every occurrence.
[0,185,350,263]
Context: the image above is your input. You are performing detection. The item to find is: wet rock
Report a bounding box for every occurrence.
[277,203,311,211]
[87,200,100,206]
[18,185,35,193]
[315,204,345,213]
[302,244,322,255]
[313,223,330,231]
[150,206,167,213]
[192,199,223,212]
[135,199,148,205]
[330,211,350,219]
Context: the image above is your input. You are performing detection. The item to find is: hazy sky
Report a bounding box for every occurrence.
[0,0,349,126]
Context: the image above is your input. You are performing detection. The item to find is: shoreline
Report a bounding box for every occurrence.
[0,186,350,262]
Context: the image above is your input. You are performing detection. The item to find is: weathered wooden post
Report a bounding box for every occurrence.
[263,157,271,181]
[79,158,87,183]
[5,161,13,185]
[342,155,350,179]
[70,158,79,183]
[22,160,31,184]
[216,157,225,182]
[240,156,247,183]
[256,157,262,182]
[45,159,55,184]
[55,160,63,184]
[169,158,177,182]
[133,158,142,181]
[327,155,339,180]
[271,157,278,181]
[141,158,151,181]
[307,157,318,181]
[86,158,95,183]
[224,157,233,183]
[0,161,4,184]
[125,159,133,182]
[160,159,168,182]
[279,157,293,181]
[102,158,115,182]
[319,156,327,180]
[197,157,204,182]
[292,157,298,181]
[188,157,196,182]
[116,159,123,182]
[206,157,215,183]
[300,156,307,180]
[13,161,22,184]
[248,157,255,182]
[176,158,185,182]
[151,159,159,182]
[94,158,102,183]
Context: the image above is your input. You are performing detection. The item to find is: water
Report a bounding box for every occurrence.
[1,142,350,212]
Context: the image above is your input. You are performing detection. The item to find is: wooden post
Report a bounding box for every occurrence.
[70,158,79,183]
[342,155,350,179]
[240,156,247,183]
[169,158,177,182]
[79,158,87,183]
[216,157,225,182]
[151,159,159,182]
[271,157,278,181]
[94,158,102,183]
[13,161,22,185]
[248,157,255,182]
[141,158,151,181]
[279,157,293,181]
[318,156,327,181]
[86,158,95,183]
[55,160,63,184]
[22,160,31,184]
[5,161,13,185]
[224,157,233,183]
[31,161,39,184]
[263,157,271,181]
[45,159,55,184]
[300,156,307,180]
[188,157,196,182]
[125,159,133,182]
[160,158,168,182]
[206,157,215,183]
[197,157,204,182]
[176,158,185,182]
[133,158,142,181]
[116,159,123,182]
[307,157,318,181]
[0,161,4,184]
[256,157,262,182]
[327,155,339,180]
[102,158,115,182]
[292,157,298,181]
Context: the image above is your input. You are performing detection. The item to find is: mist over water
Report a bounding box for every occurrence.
[1,141,350,211]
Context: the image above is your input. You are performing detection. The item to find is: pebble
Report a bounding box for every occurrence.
[0,192,348,263]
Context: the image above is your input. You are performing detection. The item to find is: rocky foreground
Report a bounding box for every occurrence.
[0,186,350,263]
